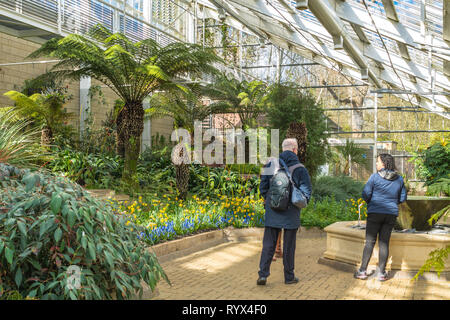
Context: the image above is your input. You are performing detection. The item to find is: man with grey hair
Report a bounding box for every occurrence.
[257,138,312,285]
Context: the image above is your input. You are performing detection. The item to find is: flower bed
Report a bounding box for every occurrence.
[112,194,265,245]
[112,194,365,245]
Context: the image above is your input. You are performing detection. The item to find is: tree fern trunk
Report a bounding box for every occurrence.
[286,122,308,164]
[121,101,144,186]
[41,127,53,147]
[116,109,126,157]
[173,142,191,200]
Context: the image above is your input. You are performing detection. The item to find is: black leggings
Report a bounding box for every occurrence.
[360,213,397,273]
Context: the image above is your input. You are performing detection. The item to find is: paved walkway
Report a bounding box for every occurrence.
[151,229,450,300]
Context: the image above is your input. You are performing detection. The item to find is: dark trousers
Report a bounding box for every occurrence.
[360,213,397,273]
[258,227,298,281]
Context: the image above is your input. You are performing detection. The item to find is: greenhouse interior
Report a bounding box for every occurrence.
[0,0,449,302]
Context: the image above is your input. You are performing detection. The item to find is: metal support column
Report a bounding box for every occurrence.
[79,76,91,139]
[373,92,378,174]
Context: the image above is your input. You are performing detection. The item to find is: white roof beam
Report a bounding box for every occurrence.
[350,23,370,44]
[227,0,448,88]
[444,0,450,78]
[380,0,399,22]
[202,0,450,114]
[227,0,381,86]
[329,0,449,59]
[230,0,450,88]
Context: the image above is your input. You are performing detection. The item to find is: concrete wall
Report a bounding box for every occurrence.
[0,32,174,143]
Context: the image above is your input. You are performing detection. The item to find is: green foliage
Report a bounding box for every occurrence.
[225,163,261,175]
[0,109,47,167]
[334,140,369,175]
[4,90,73,140]
[422,141,450,185]
[413,202,449,280]
[427,205,450,226]
[47,148,123,188]
[411,140,450,185]
[413,245,450,280]
[312,175,365,202]
[0,290,24,300]
[146,85,221,133]
[204,73,268,129]
[265,85,328,179]
[427,178,450,197]
[189,165,260,199]
[0,163,169,300]
[300,197,360,229]
[29,23,221,183]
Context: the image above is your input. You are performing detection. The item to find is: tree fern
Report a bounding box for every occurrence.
[28,24,221,184]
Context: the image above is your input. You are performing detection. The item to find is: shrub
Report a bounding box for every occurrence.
[47,148,122,188]
[0,109,47,167]
[301,197,361,229]
[266,85,328,179]
[189,166,260,199]
[0,163,169,300]
[312,175,365,202]
[411,139,450,186]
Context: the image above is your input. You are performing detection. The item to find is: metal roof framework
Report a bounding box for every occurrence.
[200,0,450,119]
[0,0,448,119]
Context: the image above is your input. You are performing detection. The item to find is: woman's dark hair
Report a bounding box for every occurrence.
[378,153,396,171]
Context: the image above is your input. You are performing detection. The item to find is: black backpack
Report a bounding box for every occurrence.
[267,159,303,212]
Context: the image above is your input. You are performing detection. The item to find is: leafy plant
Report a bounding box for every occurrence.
[411,140,450,185]
[47,148,122,188]
[413,245,450,280]
[29,24,220,185]
[266,85,328,179]
[0,163,169,300]
[300,196,360,229]
[334,140,368,176]
[4,91,73,146]
[312,175,365,202]
[426,177,450,197]
[413,204,450,280]
[204,73,268,129]
[0,109,46,167]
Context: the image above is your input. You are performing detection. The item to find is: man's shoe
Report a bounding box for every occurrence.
[285,277,299,285]
[257,277,267,285]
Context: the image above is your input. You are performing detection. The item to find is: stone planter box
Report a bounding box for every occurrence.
[322,221,450,272]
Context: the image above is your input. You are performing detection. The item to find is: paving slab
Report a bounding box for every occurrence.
[147,228,450,300]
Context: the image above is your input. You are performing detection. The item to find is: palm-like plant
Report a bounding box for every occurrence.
[146,86,227,199]
[204,73,268,129]
[4,91,72,146]
[28,24,221,184]
[146,84,226,132]
[335,140,368,176]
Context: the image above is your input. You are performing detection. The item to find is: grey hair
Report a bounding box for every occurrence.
[282,138,298,151]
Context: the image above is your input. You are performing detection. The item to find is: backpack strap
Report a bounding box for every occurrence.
[288,163,304,175]
[288,163,304,188]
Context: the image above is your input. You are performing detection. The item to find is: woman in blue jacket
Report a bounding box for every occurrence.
[354,153,407,281]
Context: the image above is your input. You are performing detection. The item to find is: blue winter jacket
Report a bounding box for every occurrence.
[259,151,312,229]
[362,169,407,216]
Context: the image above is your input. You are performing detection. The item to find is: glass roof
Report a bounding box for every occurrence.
[0,0,447,117]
